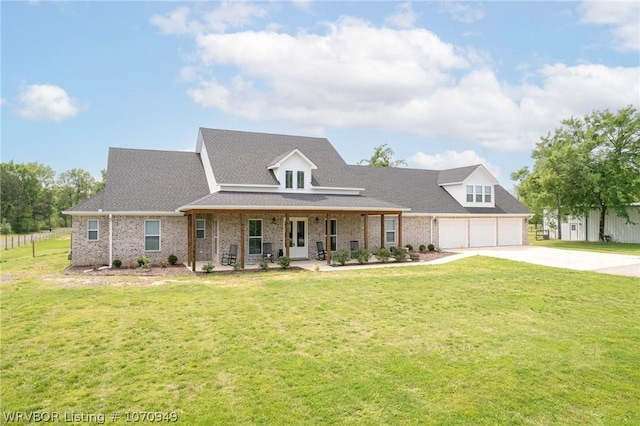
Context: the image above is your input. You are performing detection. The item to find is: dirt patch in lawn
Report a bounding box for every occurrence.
[65,264,194,276]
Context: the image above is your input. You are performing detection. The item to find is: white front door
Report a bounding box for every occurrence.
[287,218,308,259]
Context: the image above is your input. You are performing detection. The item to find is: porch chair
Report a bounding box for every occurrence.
[262,242,275,263]
[316,241,327,260]
[221,244,238,266]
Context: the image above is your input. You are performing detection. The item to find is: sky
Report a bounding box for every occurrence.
[2,1,639,188]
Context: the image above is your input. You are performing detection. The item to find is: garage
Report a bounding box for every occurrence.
[469,218,496,247]
[498,218,523,246]
[438,219,467,249]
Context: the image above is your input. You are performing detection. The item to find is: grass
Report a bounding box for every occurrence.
[1,235,639,424]
[529,232,640,256]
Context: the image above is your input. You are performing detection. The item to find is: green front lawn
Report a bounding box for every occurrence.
[530,233,640,255]
[1,236,639,424]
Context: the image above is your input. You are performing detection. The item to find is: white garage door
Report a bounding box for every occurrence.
[469,218,496,247]
[439,219,467,249]
[498,218,523,246]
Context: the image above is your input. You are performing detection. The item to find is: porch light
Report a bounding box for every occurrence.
[272,217,277,225]
[315,217,320,224]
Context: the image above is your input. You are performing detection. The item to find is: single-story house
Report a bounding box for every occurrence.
[64,128,531,269]
[545,205,640,243]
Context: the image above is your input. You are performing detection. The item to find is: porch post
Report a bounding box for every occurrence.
[187,213,192,269]
[191,212,197,272]
[398,212,403,250]
[325,213,331,265]
[285,213,290,258]
[240,214,245,269]
[380,214,385,248]
[363,214,369,251]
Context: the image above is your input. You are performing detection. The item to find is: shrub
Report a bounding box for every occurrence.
[112,259,122,268]
[428,243,435,252]
[278,256,291,269]
[405,244,413,251]
[394,250,407,262]
[202,262,215,273]
[332,250,350,266]
[375,247,391,263]
[419,244,427,253]
[137,256,150,268]
[259,259,269,270]
[0,219,12,235]
[351,249,370,264]
[233,262,242,271]
[168,254,178,265]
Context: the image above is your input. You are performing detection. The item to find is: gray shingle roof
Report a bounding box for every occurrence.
[437,165,481,185]
[69,148,210,212]
[347,165,530,215]
[180,191,405,211]
[200,128,349,187]
[64,191,105,213]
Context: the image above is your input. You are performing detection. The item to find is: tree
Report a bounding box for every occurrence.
[359,144,406,167]
[513,106,640,241]
[57,169,97,227]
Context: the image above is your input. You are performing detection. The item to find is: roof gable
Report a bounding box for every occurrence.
[268,149,318,170]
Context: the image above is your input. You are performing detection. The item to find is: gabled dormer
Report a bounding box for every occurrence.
[268,149,317,193]
[438,165,498,208]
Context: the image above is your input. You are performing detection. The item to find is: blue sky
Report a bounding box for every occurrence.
[2,1,638,188]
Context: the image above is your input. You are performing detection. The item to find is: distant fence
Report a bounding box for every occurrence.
[1,228,71,250]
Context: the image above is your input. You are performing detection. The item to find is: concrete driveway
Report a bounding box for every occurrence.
[448,246,640,278]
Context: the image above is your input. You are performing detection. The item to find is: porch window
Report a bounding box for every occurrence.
[144,220,161,251]
[475,185,483,202]
[248,219,262,255]
[466,185,473,202]
[385,218,396,244]
[297,171,305,189]
[285,171,293,188]
[87,219,99,241]
[196,219,205,239]
[484,186,492,203]
[325,219,337,251]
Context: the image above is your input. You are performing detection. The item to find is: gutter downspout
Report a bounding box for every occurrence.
[109,214,113,268]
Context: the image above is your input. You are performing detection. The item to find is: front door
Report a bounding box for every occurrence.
[287,218,308,259]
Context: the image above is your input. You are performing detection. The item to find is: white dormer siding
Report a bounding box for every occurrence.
[440,165,498,208]
[268,149,317,193]
[196,130,219,193]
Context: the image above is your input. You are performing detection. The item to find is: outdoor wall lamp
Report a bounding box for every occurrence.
[272,217,277,225]
[315,217,320,224]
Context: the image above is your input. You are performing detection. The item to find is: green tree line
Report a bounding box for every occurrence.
[0,162,104,234]
[512,105,640,241]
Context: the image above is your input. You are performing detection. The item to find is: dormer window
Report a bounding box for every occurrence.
[285,171,293,188]
[297,171,305,189]
[466,185,492,204]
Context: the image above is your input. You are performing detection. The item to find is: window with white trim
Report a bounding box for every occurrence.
[87,219,99,241]
[297,171,305,189]
[475,185,483,202]
[144,220,161,251]
[196,219,205,239]
[285,171,293,188]
[466,185,473,202]
[385,218,396,244]
[484,186,492,203]
[248,219,262,255]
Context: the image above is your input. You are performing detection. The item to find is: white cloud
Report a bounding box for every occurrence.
[157,9,639,154]
[439,2,485,24]
[407,150,501,179]
[579,0,639,51]
[385,2,419,29]
[150,2,266,35]
[16,84,81,121]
